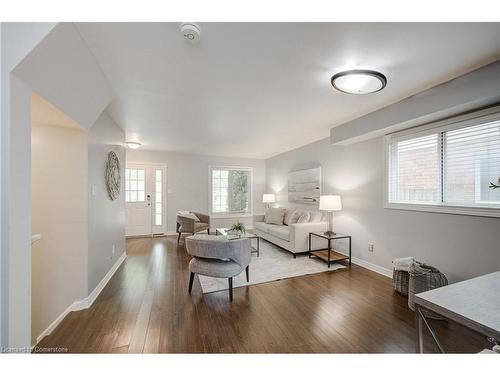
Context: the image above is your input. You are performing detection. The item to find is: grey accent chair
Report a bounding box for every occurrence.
[186,234,251,301]
[176,212,210,243]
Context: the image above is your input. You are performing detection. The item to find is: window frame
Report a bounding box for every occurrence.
[208,165,253,218]
[384,105,500,218]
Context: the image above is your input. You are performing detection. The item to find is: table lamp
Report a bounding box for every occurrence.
[319,195,342,236]
[262,193,276,209]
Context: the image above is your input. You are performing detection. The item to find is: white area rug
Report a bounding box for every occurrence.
[198,240,345,294]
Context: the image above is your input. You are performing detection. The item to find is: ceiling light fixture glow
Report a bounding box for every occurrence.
[125,141,141,149]
[331,69,387,94]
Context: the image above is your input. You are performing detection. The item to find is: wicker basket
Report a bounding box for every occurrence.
[393,269,410,296]
[408,263,448,318]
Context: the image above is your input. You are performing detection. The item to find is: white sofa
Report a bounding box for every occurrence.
[254,209,328,257]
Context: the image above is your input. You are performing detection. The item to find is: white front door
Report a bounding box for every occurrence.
[125,164,167,236]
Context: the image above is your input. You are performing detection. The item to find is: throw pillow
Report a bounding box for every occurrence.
[309,211,322,223]
[287,210,301,225]
[296,212,311,223]
[283,209,291,225]
[265,208,285,225]
[179,212,200,222]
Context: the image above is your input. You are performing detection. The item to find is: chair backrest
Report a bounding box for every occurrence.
[186,234,251,268]
[176,214,195,232]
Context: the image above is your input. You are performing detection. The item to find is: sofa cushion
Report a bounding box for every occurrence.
[189,257,242,278]
[194,222,209,232]
[269,225,290,241]
[297,212,311,223]
[265,207,285,225]
[254,221,271,233]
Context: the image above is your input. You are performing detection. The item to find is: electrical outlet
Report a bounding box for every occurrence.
[112,244,115,254]
[368,243,374,252]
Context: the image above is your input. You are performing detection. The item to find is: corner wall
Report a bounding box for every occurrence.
[31,125,89,345]
[266,136,500,282]
[88,112,125,294]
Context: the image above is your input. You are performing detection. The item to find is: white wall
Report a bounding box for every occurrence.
[31,124,89,345]
[1,22,56,349]
[266,136,500,283]
[126,150,267,232]
[88,113,125,294]
[1,22,114,349]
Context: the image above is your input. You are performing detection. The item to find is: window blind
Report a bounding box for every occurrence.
[388,114,500,209]
[444,120,500,206]
[389,133,440,204]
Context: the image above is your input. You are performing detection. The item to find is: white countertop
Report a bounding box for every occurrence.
[415,271,500,336]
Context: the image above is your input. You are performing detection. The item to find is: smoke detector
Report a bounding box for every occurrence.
[180,23,201,44]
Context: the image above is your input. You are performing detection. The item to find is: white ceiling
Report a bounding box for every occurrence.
[75,23,500,159]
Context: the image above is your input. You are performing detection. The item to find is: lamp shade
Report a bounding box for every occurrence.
[319,195,342,211]
[262,193,276,203]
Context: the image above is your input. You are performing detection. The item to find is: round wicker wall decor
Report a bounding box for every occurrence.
[105,151,121,200]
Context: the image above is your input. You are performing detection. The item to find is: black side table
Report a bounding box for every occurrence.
[308,232,351,268]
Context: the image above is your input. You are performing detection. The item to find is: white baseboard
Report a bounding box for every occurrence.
[351,256,393,278]
[35,299,81,345]
[336,251,393,278]
[36,252,127,344]
[84,251,127,308]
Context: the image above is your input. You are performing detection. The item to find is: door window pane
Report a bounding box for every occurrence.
[125,168,146,202]
[154,169,163,225]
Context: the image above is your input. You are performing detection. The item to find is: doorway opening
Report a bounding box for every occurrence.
[125,163,167,237]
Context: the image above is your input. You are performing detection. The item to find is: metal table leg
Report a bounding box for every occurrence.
[417,305,424,353]
[416,305,445,353]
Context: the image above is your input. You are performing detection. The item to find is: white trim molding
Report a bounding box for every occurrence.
[385,202,500,218]
[350,256,393,278]
[36,252,127,344]
[335,251,393,278]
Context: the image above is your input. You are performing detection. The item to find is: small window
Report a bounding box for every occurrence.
[209,167,252,216]
[155,169,162,226]
[125,168,145,202]
[387,108,500,216]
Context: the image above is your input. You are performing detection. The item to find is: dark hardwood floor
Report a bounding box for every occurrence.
[36,236,487,353]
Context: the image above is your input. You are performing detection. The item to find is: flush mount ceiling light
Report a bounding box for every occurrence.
[331,69,387,94]
[125,141,141,149]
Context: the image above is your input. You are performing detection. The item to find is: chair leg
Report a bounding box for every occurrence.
[207,228,210,234]
[228,277,233,301]
[293,253,296,259]
[245,266,249,282]
[188,272,195,294]
[177,232,182,243]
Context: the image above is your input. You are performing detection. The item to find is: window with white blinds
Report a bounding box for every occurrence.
[387,109,500,215]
